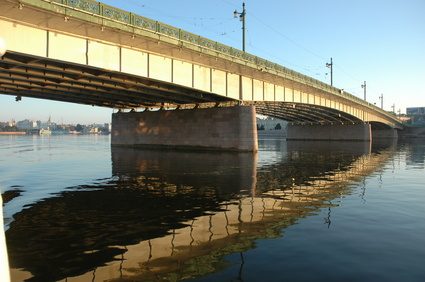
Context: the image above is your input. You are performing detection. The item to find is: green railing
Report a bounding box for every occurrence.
[45,0,398,123]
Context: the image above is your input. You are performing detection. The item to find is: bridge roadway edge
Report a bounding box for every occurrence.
[111,105,258,152]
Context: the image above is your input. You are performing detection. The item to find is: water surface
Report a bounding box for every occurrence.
[1,135,424,282]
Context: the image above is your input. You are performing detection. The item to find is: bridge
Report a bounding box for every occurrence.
[0,0,402,151]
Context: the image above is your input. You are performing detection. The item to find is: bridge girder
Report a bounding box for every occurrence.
[0,52,228,108]
[252,102,363,125]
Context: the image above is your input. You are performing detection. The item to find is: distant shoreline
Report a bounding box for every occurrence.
[0,132,26,135]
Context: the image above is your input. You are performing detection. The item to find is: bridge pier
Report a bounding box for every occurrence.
[111,106,258,152]
[286,123,372,141]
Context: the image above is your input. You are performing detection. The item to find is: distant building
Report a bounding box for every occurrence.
[398,116,411,123]
[407,107,425,115]
[7,120,16,127]
[16,119,38,130]
[104,123,112,132]
[406,107,425,125]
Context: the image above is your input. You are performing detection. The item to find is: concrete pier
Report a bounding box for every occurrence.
[111,106,258,152]
[286,123,372,141]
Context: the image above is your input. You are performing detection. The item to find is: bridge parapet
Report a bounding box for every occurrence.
[18,0,398,125]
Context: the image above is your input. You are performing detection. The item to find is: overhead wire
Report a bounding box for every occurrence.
[249,13,327,61]
[124,0,240,39]
[219,0,373,96]
[125,0,371,98]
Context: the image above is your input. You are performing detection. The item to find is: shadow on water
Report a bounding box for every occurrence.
[5,140,398,282]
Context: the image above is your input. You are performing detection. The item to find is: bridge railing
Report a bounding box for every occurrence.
[45,0,398,123]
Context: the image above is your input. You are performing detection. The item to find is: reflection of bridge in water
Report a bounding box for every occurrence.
[7,140,396,282]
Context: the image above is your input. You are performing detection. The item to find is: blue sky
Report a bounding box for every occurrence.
[1,0,424,124]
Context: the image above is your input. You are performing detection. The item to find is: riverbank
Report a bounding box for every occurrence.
[0,132,26,135]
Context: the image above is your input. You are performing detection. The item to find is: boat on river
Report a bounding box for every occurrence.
[39,128,52,135]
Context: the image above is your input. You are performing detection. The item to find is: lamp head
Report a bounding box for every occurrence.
[233,10,238,18]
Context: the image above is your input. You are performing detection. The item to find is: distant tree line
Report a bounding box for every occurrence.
[0,125,19,132]
[256,123,282,131]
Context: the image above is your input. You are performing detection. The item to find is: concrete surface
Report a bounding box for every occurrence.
[111,106,258,151]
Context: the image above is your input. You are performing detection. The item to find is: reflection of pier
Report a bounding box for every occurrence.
[7,141,395,282]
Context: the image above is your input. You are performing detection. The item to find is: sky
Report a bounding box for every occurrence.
[1,0,424,124]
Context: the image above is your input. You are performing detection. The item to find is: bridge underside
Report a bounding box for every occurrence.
[0,51,229,108]
[253,101,363,125]
[0,51,396,128]
[1,51,386,127]
[2,52,372,126]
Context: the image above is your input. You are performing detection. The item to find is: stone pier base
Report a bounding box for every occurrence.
[286,123,372,141]
[111,106,258,152]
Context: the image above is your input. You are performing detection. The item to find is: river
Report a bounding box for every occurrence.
[1,135,424,282]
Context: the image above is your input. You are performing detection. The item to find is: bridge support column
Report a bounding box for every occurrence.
[372,128,398,139]
[286,123,371,141]
[111,106,258,152]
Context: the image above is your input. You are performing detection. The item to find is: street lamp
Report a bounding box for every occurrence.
[326,57,333,86]
[361,81,366,101]
[233,2,246,52]
[379,93,383,109]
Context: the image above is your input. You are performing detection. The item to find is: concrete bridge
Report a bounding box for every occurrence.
[0,0,402,151]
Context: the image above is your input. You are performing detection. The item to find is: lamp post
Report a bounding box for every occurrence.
[233,2,246,52]
[326,57,333,86]
[361,81,366,101]
[379,93,383,109]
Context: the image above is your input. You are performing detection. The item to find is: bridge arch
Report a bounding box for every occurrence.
[253,102,363,125]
